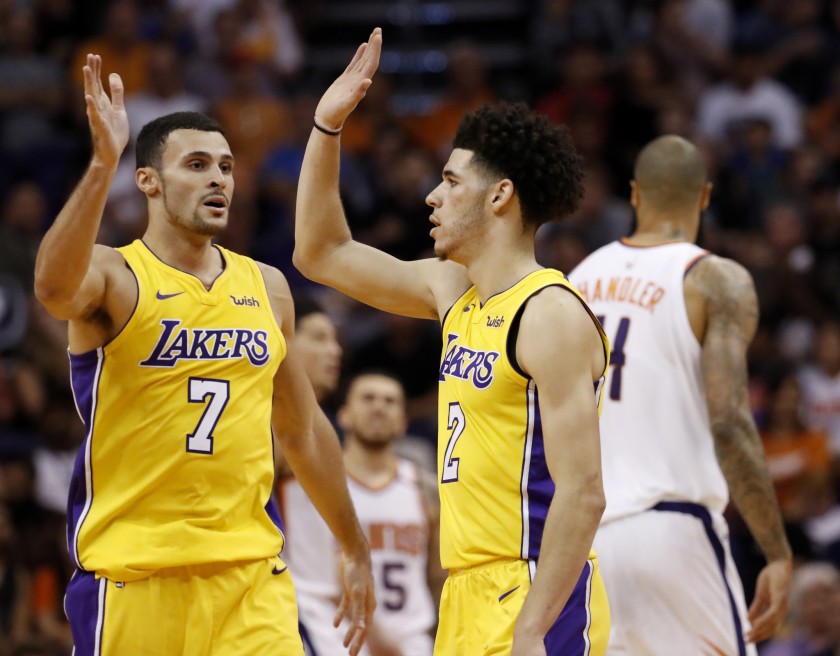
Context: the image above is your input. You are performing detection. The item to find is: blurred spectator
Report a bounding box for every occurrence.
[715,118,790,230]
[0,7,65,157]
[404,41,496,162]
[564,162,632,252]
[762,374,834,523]
[0,502,30,653]
[233,0,304,82]
[536,43,613,146]
[183,8,273,104]
[653,0,732,101]
[696,40,803,151]
[760,562,840,656]
[0,183,48,292]
[69,0,152,96]
[798,321,840,464]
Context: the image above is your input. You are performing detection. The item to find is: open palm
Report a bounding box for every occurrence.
[315,27,383,131]
[83,53,129,168]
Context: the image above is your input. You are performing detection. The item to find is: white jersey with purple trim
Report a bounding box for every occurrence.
[280,459,435,655]
[569,239,728,524]
[347,459,436,647]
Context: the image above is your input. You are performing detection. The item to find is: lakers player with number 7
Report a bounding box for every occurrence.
[295,28,611,656]
[33,55,374,655]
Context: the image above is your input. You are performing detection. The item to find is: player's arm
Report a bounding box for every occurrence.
[687,256,792,643]
[419,468,446,609]
[292,27,468,320]
[511,288,606,654]
[34,54,128,322]
[261,264,374,656]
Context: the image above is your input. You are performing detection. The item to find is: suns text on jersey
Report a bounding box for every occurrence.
[439,333,498,389]
[139,319,270,368]
[576,276,666,313]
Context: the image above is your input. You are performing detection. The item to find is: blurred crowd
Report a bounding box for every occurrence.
[0,0,839,653]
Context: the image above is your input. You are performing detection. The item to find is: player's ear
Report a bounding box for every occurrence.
[700,182,713,211]
[629,181,640,210]
[489,179,514,214]
[136,167,161,197]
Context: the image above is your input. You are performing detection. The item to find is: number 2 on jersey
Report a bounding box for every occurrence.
[441,402,465,483]
[186,377,230,454]
[596,316,631,401]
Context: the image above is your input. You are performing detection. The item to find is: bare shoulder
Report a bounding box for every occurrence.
[255,261,294,334]
[419,258,471,320]
[518,285,605,379]
[685,255,758,336]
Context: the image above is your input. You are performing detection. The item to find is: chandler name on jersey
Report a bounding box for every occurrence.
[68,240,286,582]
[438,269,608,570]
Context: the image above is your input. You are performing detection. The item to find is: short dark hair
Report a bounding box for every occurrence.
[293,293,326,329]
[136,112,225,169]
[452,102,584,230]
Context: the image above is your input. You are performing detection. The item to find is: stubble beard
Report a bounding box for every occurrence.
[436,196,485,263]
[161,179,226,237]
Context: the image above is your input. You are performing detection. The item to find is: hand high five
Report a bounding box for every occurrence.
[314,27,382,132]
[82,54,129,168]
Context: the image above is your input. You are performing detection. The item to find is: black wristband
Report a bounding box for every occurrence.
[313,118,342,136]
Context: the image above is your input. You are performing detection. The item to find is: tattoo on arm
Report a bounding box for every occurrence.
[693,257,791,562]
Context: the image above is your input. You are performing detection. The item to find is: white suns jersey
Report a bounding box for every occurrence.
[280,459,436,641]
[348,460,436,641]
[569,240,729,524]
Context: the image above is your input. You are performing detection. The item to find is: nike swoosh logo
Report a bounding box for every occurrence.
[271,565,288,576]
[498,585,520,602]
[156,291,185,300]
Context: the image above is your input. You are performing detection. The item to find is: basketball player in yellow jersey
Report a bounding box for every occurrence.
[294,29,610,656]
[33,55,374,656]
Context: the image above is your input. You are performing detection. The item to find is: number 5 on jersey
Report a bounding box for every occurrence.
[441,402,465,483]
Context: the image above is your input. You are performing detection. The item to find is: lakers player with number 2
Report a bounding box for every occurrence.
[294,28,610,656]
[33,55,374,655]
[570,136,792,655]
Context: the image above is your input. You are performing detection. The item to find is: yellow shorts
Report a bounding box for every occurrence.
[65,555,303,655]
[434,558,609,656]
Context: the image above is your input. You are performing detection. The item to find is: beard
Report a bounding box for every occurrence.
[161,179,227,237]
[435,195,485,262]
[348,428,396,451]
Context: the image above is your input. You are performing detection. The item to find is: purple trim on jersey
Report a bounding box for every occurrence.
[265,496,285,534]
[544,560,594,655]
[67,349,103,569]
[298,621,319,655]
[653,501,747,656]
[683,252,712,277]
[525,387,554,560]
[65,570,106,655]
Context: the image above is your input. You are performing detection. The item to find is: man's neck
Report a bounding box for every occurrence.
[344,437,397,488]
[463,241,541,305]
[143,225,222,286]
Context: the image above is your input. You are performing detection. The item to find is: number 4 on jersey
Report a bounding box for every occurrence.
[596,316,631,401]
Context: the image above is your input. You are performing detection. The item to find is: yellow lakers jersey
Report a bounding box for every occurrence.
[438,269,608,570]
[67,240,286,581]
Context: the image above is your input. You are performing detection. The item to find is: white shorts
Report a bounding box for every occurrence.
[297,591,369,656]
[297,592,433,656]
[594,502,757,656]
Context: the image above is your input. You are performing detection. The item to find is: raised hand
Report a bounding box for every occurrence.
[82,54,129,168]
[334,549,376,656]
[314,27,382,131]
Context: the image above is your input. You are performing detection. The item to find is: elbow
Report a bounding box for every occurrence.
[291,246,316,279]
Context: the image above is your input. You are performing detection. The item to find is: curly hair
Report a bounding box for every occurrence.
[452,102,584,230]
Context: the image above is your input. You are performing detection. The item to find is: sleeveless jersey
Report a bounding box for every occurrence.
[280,459,436,639]
[347,460,436,639]
[569,239,729,524]
[438,269,608,570]
[67,240,286,581]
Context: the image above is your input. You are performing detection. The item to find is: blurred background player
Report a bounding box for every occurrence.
[570,135,792,655]
[281,371,443,656]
